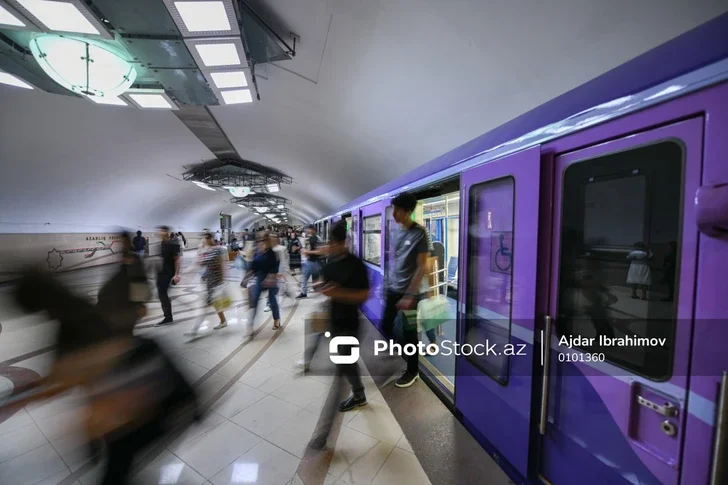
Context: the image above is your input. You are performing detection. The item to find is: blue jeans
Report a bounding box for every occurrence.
[301,261,321,295]
[251,278,280,321]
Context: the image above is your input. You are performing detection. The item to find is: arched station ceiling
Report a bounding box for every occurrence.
[1,0,726,233]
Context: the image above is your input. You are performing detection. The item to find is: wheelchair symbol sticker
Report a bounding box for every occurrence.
[490,232,513,274]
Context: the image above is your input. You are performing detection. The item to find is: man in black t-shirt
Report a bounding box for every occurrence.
[296,225,322,298]
[155,226,180,326]
[309,222,369,450]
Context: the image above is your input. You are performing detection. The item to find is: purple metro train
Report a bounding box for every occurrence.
[314,13,728,485]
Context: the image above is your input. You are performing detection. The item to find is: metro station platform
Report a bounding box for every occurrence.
[0,258,512,485]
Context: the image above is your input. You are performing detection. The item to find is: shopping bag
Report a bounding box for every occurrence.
[417,295,450,332]
[212,286,232,312]
[393,309,418,343]
[306,310,330,334]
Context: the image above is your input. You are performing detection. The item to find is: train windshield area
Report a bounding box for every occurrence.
[557,141,683,380]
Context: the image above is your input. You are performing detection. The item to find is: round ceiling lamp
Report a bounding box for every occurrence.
[29,35,137,99]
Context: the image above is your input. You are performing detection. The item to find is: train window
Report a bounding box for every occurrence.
[464,176,515,384]
[363,214,382,266]
[557,141,682,380]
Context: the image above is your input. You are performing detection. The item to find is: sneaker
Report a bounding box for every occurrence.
[338,395,367,412]
[214,322,228,330]
[155,317,174,327]
[295,360,310,373]
[296,293,307,299]
[395,371,419,388]
[264,305,271,312]
[183,330,198,337]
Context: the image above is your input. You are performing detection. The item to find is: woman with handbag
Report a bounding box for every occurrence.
[247,232,281,330]
[186,233,228,337]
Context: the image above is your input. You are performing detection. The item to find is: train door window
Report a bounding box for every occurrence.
[323,220,329,241]
[465,176,515,384]
[352,213,359,256]
[557,141,682,380]
[384,206,397,286]
[363,215,382,266]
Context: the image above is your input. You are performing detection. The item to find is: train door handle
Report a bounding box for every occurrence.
[539,315,553,435]
[636,396,679,417]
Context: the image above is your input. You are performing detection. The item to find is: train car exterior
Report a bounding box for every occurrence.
[315,14,728,485]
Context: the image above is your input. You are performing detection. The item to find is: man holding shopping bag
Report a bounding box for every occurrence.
[381,192,429,388]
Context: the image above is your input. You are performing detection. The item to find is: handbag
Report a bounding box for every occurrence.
[212,285,232,312]
[306,309,330,334]
[417,295,450,332]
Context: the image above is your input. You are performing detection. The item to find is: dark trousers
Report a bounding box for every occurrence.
[156,272,173,319]
[304,327,364,397]
[382,290,420,375]
[102,417,163,485]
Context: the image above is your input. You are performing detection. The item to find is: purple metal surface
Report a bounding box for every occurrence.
[455,145,541,477]
[335,13,728,215]
[360,202,386,325]
[540,118,704,485]
[682,77,728,485]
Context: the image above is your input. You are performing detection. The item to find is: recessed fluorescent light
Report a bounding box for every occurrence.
[210,70,247,89]
[221,88,252,105]
[128,93,173,109]
[0,4,25,26]
[18,0,99,34]
[0,71,33,89]
[255,207,268,213]
[266,183,280,192]
[195,43,240,67]
[88,95,128,106]
[174,1,230,32]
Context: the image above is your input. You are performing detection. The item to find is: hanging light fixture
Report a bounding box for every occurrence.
[29,34,137,99]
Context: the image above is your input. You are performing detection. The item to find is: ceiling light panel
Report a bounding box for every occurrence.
[0,1,37,30]
[185,37,247,69]
[11,0,111,38]
[221,88,252,105]
[87,95,128,106]
[123,90,178,110]
[163,0,239,37]
[0,70,33,89]
[195,43,239,67]
[209,70,248,89]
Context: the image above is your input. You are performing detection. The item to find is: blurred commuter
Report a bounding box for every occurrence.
[382,192,428,387]
[132,230,146,258]
[215,229,222,245]
[97,233,151,337]
[186,233,228,337]
[247,232,281,331]
[308,222,369,450]
[288,230,302,275]
[178,232,187,250]
[2,270,199,485]
[296,225,323,299]
[155,226,181,327]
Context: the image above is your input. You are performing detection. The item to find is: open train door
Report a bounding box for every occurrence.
[455,146,542,478]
